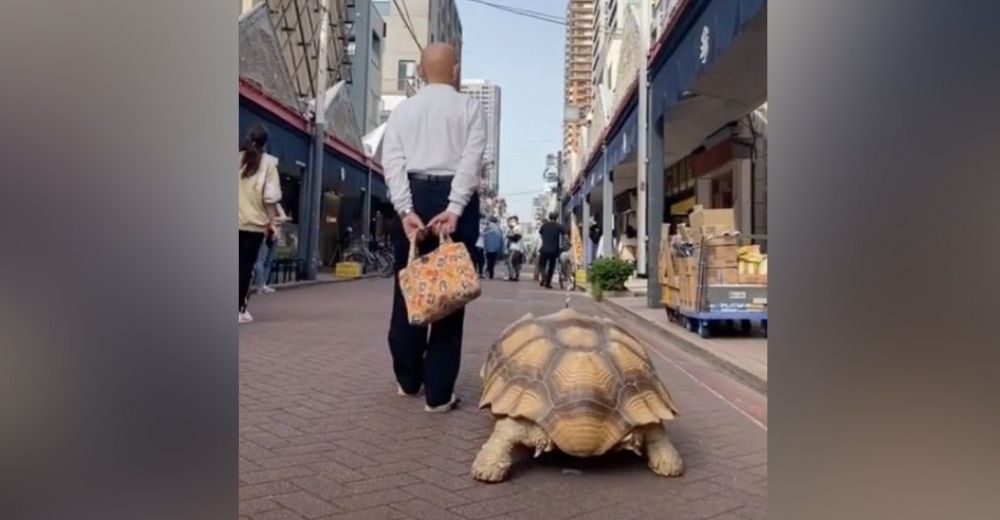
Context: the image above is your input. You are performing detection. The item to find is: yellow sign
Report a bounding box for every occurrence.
[570,214,584,266]
[670,196,696,215]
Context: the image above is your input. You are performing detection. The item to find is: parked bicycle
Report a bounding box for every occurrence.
[341,231,394,278]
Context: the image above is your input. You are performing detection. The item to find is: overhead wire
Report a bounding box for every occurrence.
[391,0,424,52]
[398,0,418,45]
[459,0,566,26]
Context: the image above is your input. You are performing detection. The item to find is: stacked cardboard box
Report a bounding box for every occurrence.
[737,245,768,285]
[656,224,682,308]
[671,206,769,311]
[677,271,697,309]
[688,207,740,287]
[689,208,736,243]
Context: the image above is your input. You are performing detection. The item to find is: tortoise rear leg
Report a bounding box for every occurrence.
[642,424,684,477]
[471,417,548,482]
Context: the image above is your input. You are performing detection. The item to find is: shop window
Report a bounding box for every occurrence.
[371,32,381,67]
[397,59,416,90]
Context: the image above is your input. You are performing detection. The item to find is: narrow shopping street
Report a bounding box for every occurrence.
[239,278,766,520]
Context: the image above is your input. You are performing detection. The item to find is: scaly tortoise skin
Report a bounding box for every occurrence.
[471,308,685,482]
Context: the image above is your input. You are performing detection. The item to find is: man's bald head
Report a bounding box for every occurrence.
[419,43,459,87]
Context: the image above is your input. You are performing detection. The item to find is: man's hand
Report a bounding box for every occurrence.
[402,213,426,241]
[428,211,459,237]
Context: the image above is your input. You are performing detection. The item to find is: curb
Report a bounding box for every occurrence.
[599,298,768,395]
[269,273,383,292]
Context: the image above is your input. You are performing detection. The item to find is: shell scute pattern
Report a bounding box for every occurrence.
[480,308,679,455]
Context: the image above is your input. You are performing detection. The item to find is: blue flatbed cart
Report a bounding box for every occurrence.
[677,234,768,339]
[678,307,767,339]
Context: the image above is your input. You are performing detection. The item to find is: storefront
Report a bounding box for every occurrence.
[239,79,385,268]
[643,0,766,304]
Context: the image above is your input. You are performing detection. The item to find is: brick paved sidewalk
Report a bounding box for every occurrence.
[240,279,767,520]
[605,296,768,392]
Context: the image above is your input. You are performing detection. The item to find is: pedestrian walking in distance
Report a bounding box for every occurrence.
[238,123,283,323]
[481,217,503,279]
[381,43,487,413]
[537,212,566,289]
[504,215,524,281]
[474,223,486,278]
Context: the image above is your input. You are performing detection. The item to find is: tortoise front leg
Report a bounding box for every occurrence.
[642,423,684,477]
[471,417,547,482]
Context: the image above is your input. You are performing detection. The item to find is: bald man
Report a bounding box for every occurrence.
[381,43,487,413]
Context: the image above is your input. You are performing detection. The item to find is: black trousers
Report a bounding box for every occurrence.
[389,177,479,407]
[239,230,265,312]
[473,247,485,276]
[539,250,559,288]
[484,252,498,279]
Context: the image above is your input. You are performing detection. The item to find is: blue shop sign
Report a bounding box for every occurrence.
[650,0,765,124]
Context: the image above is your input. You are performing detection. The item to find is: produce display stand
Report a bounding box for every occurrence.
[675,234,768,339]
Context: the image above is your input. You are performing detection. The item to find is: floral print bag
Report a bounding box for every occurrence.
[398,235,482,326]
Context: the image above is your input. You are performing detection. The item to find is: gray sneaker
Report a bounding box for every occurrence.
[424,395,461,413]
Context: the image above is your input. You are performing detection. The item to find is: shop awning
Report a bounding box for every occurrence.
[570,184,585,209]
[605,101,639,172]
[580,147,606,199]
[370,176,388,202]
[322,152,367,193]
[650,0,765,125]
[239,99,310,173]
[239,79,382,179]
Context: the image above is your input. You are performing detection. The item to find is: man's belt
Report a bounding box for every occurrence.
[408,172,454,184]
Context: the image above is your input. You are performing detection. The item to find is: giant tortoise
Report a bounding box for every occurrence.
[471,308,684,482]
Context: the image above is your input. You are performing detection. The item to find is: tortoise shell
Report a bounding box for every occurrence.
[479,308,679,456]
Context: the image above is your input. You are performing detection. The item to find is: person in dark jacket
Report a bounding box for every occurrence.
[537,212,566,289]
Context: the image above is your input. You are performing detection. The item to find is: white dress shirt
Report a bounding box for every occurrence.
[381,83,487,216]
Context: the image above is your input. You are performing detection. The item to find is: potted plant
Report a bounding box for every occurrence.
[589,257,635,300]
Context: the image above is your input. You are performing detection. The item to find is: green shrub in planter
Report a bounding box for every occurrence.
[589,257,635,292]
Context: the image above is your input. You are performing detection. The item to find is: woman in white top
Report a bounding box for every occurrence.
[238,124,282,323]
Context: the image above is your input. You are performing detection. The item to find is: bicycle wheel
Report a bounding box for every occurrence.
[378,252,394,278]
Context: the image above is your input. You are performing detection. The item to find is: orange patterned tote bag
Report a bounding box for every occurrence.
[398,235,482,326]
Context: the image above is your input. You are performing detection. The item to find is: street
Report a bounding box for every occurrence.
[239,278,767,520]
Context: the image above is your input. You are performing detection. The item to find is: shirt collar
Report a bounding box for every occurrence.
[421,82,456,92]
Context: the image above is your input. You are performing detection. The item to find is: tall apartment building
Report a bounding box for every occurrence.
[347,0,386,135]
[241,1,354,101]
[460,80,501,195]
[380,0,463,99]
[562,0,596,184]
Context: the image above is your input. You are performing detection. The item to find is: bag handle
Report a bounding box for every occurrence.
[407,237,419,265]
[406,231,454,265]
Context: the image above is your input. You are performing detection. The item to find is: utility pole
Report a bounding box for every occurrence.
[363,159,372,245]
[303,0,331,280]
[556,150,564,224]
[635,0,651,277]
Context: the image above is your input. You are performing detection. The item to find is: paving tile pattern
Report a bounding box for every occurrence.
[240,278,767,519]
